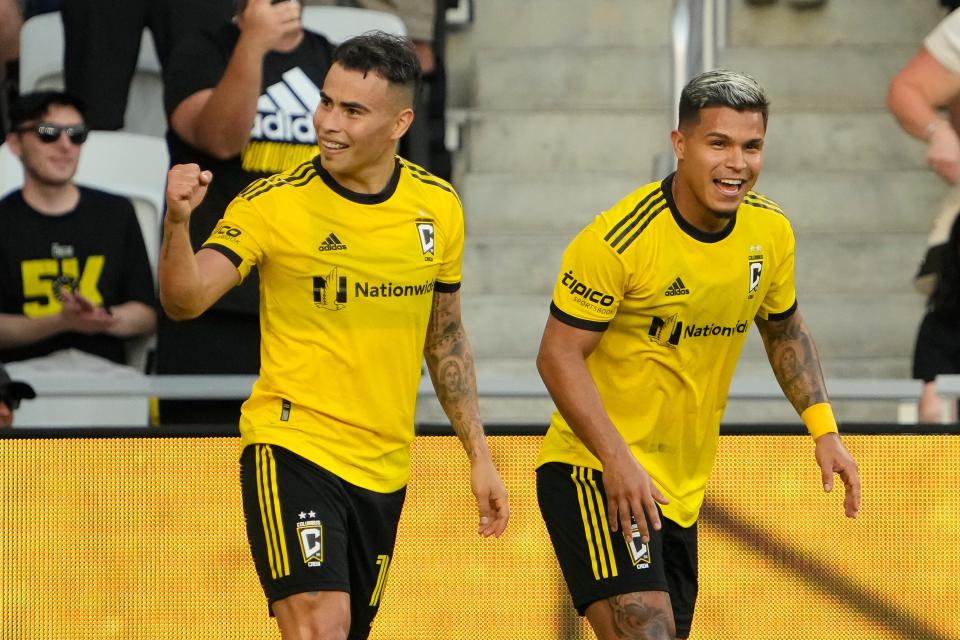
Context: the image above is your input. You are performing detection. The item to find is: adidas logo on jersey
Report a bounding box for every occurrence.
[318,233,347,252]
[664,277,690,296]
[252,67,320,144]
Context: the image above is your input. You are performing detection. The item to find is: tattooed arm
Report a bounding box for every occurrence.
[755,309,862,517]
[754,308,828,414]
[423,289,509,537]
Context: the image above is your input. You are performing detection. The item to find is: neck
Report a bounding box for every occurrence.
[21,180,80,215]
[275,29,305,54]
[671,172,731,234]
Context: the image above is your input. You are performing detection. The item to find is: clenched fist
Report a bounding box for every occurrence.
[166,164,213,225]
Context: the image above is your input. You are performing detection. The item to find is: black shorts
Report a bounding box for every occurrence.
[240,444,406,640]
[537,462,699,639]
[913,311,960,382]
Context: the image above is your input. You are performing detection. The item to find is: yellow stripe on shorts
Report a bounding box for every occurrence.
[572,466,618,580]
[256,445,290,578]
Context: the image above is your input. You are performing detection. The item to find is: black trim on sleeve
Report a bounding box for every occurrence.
[434,281,461,293]
[766,299,798,322]
[201,243,243,268]
[549,302,609,332]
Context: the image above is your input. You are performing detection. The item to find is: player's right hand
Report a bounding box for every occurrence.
[603,449,669,544]
[165,164,212,225]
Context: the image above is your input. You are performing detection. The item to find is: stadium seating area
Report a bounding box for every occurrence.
[1,0,956,423]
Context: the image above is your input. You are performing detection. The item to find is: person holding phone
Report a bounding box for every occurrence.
[157,0,335,422]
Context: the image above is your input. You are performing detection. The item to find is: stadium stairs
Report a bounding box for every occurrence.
[416,0,949,424]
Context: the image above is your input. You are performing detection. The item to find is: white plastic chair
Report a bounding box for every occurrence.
[0,131,168,370]
[300,6,407,43]
[18,12,165,137]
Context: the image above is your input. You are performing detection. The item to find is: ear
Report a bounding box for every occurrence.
[390,107,415,142]
[670,129,685,162]
[5,132,22,159]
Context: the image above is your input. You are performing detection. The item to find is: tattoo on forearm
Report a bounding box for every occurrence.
[608,594,672,640]
[756,312,828,413]
[424,292,484,456]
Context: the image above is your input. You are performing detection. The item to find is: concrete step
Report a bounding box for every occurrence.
[461,170,947,235]
[474,47,669,111]
[729,0,943,47]
[465,111,926,173]
[462,292,925,360]
[460,0,672,49]
[473,45,914,112]
[459,231,927,296]
[719,45,915,111]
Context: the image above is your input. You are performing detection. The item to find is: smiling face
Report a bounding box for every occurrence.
[7,103,85,188]
[313,62,414,192]
[671,106,766,232]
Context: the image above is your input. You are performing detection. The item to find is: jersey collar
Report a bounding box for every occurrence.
[313,156,400,205]
[662,172,737,244]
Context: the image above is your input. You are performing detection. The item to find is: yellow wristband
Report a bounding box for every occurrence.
[801,402,839,440]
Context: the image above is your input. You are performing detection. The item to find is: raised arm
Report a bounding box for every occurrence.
[537,315,667,543]
[169,0,302,159]
[887,47,960,183]
[755,309,861,517]
[158,164,239,320]
[422,289,509,538]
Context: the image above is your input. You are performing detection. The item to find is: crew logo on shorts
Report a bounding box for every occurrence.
[628,521,652,569]
[297,518,324,567]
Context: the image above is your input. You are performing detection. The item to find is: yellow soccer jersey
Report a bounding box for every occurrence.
[537,173,797,526]
[202,156,463,493]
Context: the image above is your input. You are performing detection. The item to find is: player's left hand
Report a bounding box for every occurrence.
[814,432,861,518]
[470,456,510,538]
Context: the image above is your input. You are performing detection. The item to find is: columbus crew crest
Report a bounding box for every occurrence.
[628,521,652,569]
[748,244,763,299]
[415,219,435,262]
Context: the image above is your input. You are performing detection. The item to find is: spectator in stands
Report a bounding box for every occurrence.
[0,361,35,427]
[0,91,156,366]
[61,0,234,131]
[888,8,960,185]
[306,0,452,179]
[913,213,960,422]
[157,0,333,423]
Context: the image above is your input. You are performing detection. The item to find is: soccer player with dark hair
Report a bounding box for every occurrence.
[535,69,861,640]
[158,31,509,640]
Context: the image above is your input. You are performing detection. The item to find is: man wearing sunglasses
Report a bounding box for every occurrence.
[0,362,35,428]
[0,91,156,367]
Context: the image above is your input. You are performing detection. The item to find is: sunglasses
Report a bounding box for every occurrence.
[0,392,21,411]
[17,122,89,145]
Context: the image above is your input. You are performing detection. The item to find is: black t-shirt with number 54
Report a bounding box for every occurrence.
[0,187,155,364]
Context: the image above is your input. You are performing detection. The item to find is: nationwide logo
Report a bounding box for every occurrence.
[664,276,690,296]
[312,266,436,310]
[649,316,750,348]
[251,67,321,144]
[318,232,347,252]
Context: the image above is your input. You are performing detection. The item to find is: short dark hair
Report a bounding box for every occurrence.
[333,31,421,105]
[677,69,769,130]
[9,91,86,131]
